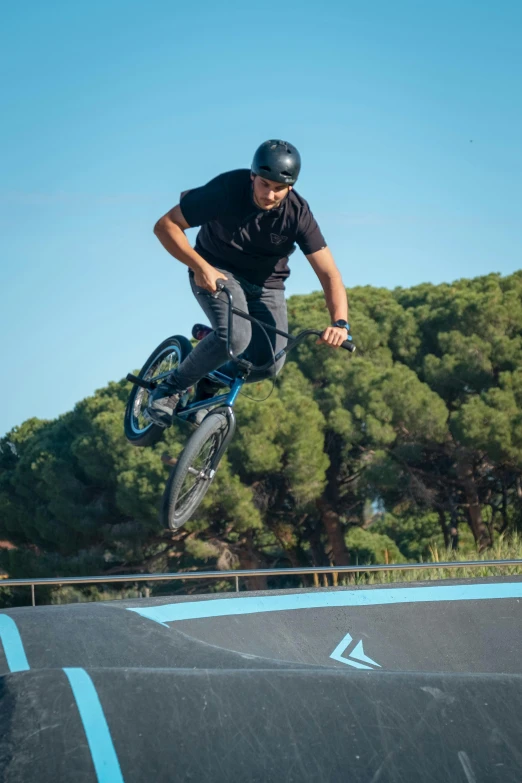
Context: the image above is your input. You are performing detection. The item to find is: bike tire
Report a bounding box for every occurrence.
[161,412,229,530]
[124,335,193,447]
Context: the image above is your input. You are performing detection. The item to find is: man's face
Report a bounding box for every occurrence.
[251,174,292,210]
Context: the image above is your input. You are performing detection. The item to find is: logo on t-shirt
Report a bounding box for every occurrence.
[270,233,288,245]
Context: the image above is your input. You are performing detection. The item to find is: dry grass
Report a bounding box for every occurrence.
[342,533,522,586]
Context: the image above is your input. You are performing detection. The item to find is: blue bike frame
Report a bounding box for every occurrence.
[174,371,243,423]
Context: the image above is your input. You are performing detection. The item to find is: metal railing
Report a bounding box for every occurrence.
[1,558,521,606]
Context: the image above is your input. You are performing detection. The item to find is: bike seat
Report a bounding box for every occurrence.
[192,324,213,341]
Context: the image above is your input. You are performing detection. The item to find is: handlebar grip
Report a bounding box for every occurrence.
[342,339,356,352]
[212,279,228,298]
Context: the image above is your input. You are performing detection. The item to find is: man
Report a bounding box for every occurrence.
[149,139,349,425]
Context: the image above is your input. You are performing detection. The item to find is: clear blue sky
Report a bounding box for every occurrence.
[1,0,521,436]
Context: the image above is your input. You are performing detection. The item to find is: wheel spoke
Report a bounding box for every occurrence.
[130,345,182,435]
[177,479,200,506]
[172,431,223,516]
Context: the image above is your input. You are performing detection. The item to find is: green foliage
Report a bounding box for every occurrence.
[451,370,522,467]
[371,513,445,560]
[345,526,406,565]
[1,270,522,604]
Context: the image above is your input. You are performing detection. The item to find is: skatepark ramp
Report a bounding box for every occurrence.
[1,577,521,781]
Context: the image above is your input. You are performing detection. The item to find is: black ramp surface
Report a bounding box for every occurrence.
[124,577,522,673]
[1,577,520,674]
[1,668,521,782]
[1,577,522,782]
[0,601,306,674]
[165,597,521,671]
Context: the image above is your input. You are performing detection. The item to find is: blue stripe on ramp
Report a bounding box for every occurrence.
[0,614,30,672]
[64,668,124,783]
[128,581,522,625]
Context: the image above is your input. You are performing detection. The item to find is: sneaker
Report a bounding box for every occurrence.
[146,382,181,427]
[190,408,209,426]
[194,377,222,401]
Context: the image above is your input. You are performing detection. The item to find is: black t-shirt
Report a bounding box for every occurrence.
[179,169,326,289]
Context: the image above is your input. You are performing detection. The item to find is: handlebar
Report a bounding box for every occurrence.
[292,328,355,353]
[208,279,355,373]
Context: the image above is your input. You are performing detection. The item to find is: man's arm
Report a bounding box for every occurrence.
[153,204,227,292]
[306,247,349,348]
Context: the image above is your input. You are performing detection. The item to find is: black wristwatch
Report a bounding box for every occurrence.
[332,319,350,331]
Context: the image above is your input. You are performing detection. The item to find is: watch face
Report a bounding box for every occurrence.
[334,320,349,328]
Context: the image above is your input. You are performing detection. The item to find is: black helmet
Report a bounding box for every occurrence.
[251,139,301,185]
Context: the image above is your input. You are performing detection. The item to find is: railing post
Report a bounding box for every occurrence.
[235,575,239,592]
[31,584,35,607]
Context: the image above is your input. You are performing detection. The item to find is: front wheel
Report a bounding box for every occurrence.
[124,335,193,447]
[161,413,230,530]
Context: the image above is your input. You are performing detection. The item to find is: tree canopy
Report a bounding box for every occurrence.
[1,271,521,602]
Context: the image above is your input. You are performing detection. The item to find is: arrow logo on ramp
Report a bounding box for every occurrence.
[330,632,381,670]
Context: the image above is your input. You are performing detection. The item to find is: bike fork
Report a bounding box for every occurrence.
[208,406,237,475]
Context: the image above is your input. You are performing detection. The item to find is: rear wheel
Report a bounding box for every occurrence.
[161,413,230,529]
[124,335,193,447]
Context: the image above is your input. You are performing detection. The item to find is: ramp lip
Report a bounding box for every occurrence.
[127,581,522,625]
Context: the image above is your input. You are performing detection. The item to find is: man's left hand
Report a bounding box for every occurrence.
[317,326,349,348]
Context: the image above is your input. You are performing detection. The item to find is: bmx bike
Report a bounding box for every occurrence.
[124,281,355,530]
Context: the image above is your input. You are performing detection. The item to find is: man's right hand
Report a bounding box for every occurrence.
[193,265,228,293]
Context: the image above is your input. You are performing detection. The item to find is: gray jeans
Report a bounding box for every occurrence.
[168,268,288,390]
